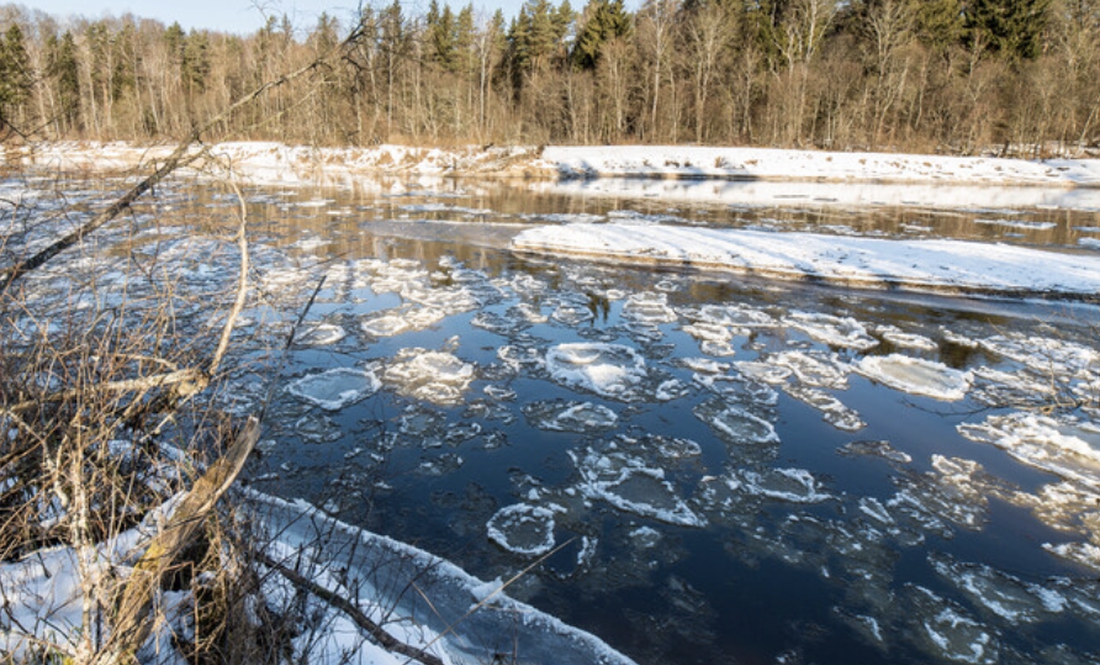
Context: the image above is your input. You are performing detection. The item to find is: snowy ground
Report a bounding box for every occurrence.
[0,489,638,665]
[8,141,1100,188]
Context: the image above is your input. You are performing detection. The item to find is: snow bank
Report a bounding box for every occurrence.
[513,223,1100,298]
[13,141,1100,190]
[246,490,639,665]
[542,145,1100,187]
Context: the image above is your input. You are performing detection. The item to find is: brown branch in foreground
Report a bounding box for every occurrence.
[254,550,446,665]
[89,416,261,665]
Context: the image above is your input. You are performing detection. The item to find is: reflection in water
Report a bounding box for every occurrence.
[7,172,1100,665]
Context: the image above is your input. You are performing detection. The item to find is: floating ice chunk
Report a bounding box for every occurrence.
[681,321,735,344]
[978,334,1099,379]
[770,350,850,389]
[287,368,381,411]
[629,526,662,548]
[523,399,619,433]
[402,284,481,315]
[694,398,779,448]
[1016,481,1100,538]
[787,311,879,350]
[969,366,1058,408]
[832,607,886,646]
[734,361,792,385]
[545,343,648,401]
[858,497,894,525]
[293,413,343,444]
[856,354,971,401]
[296,322,346,346]
[886,457,1004,533]
[930,552,1067,624]
[731,468,832,503]
[906,585,999,665]
[487,504,557,557]
[383,349,475,405]
[360,306,446,337]
[957,413,1100,488]
[678,357,731,374]
[622,291,677,325]
[570,448,705,527]
[784,384,866,431]
[1042,541,1100,572]
[363,258,430,294]
[838,439,912,464]
[586,467,705,527]
[682,303,776,329]
[876,325,938,351]
[549,295,597,326]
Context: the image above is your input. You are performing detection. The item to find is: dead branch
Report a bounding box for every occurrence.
[253,549,446,665]
[208,176,250,378]
[89,416,261,665]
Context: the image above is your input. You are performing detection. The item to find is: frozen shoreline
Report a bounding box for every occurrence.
[7,141,1100,189]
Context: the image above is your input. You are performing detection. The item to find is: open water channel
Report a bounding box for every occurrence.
[7,170,1100,664]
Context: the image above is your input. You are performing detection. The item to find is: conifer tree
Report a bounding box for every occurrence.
[0,23,31,121]
[965,0,1052,59]
[572,0,632,69]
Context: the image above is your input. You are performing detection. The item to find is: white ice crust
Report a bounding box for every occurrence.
[287,368,381,410]
[513,224,1100,296]
[856,355,972,401]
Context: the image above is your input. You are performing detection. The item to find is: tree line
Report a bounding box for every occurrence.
[1,0,1097,155]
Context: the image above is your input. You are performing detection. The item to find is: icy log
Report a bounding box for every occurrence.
[90,416,260,665]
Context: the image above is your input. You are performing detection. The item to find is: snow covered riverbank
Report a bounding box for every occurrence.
[8,141,1100,188]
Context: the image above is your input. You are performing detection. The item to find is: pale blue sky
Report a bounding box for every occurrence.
[26,0,530,34]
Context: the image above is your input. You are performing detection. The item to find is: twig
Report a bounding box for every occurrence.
[254,549,446,665]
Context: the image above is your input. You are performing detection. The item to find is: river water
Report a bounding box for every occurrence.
[7,171,1100,664]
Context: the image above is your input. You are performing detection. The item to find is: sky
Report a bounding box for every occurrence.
[25,0,529,35]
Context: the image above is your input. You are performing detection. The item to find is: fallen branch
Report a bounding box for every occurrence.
[89,415,261,665]
[253,549,446,665]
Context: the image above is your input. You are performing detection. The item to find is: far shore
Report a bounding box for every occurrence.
[6,141,1100,189]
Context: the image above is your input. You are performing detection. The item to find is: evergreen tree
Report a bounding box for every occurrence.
[0,23,31,117]
[48,31,81,131]
[572,0,632,69]
[965,0,1052,59]
[912,0,964,51]
[427,0,455,69]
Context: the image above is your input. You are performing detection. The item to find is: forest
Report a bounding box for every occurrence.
[0,0,1097,155]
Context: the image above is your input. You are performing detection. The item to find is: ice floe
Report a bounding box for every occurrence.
[359,306,446,337]
[487,504,558,557]
[523,399,619,433]
[286,368,381,410]
[729,467,833,504]
[569,447,705,527]
[693,398,780,450]
[383,348,476,405]
[788,311,880,350]
[545,343,655,402]
[513,224,1100,297]
[855,354,972,401]
[930,552,1067,624]
[957,413,1100,489]
[906,585,999,664]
